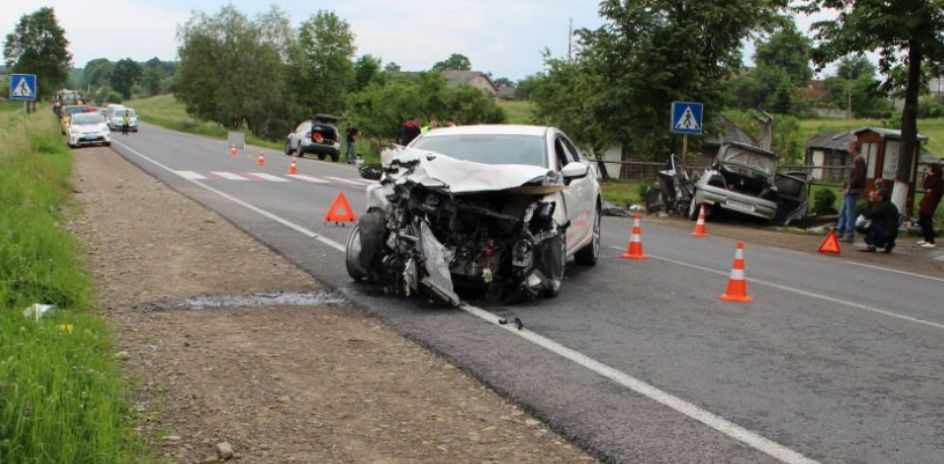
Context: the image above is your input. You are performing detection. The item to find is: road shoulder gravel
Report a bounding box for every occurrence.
[70,145,596,463]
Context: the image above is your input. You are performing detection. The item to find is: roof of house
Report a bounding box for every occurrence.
[806,130,856,151]
[496,86,516,99]
[441,70,498,93]
[919,151,942,164]
[854,126,928,141]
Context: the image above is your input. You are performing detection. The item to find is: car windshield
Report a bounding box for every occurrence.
[65,107,90,116]
[114,109,135,117]
[71,113,105,125]
[720,145,777,176]
[411,134,547,167]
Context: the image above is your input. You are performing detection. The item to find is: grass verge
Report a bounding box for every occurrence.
[600,179,647,207]
[0,107,149,463]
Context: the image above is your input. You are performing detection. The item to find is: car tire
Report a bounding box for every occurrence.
[355,208,387,283]
[103,142,111,147]
[330,152,340,162]
[575,203,600,266]
[539,234,566,298]
[317,154,326,161]
[284,141,294,156]
[345,225,366,281]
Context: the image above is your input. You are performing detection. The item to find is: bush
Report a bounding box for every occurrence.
[813,187,838,215]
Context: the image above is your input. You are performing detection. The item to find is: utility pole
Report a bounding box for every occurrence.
[568,18,573,62]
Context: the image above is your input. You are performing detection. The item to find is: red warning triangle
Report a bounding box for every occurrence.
[818,230,841,255]
[324,192,357,223]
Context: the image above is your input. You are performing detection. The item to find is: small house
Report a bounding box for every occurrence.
[804,131,856,182]
[441,70,499,97]
[853,127,928,215]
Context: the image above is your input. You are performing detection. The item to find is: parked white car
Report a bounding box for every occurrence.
[106,107,138,132]
[284,114,342,161]
[346,125,601,304]
[67,112,111,148]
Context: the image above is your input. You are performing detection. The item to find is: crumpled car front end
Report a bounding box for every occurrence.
[346,147,568,305]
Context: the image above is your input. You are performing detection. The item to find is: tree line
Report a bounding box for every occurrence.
[174,6,505,141]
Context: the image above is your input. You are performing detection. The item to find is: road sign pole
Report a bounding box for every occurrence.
[681,134,689,171]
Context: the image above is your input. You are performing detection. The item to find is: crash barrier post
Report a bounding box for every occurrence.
[256,151,266,167]
[818,228,842,255]
[692,204,708,238]
[288,157,299,175]
[720,241,753,303]
[324,192,357,225]
[620,213,649,260]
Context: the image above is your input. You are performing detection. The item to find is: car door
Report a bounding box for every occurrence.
[553,135,590,254]
[292,122,310,150]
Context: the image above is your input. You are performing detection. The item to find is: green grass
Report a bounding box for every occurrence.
[126,94,283,151]
[497,100,534,125]
[0,108,150,463]
[600,179,647,207]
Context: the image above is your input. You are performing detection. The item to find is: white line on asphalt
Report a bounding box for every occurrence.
[461,304,818,464]
[287,174,329,183]
[174,170,207,180]
[248,172,290,182]
[324,176,369,186]
[111,139,816,464]
[844,261,944,283]
[609,246,944,332]
[211,171,250,181]
[111,141,345,252]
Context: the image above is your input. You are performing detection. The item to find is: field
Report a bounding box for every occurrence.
[497,99,535,125]
[0,108,149,462]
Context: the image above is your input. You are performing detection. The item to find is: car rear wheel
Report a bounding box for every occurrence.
[317,153,326,161]
[575,203,600,266]
[330,152,340,162]
[284,141,294,156]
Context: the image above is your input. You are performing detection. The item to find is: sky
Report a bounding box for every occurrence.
[2,1,838,81]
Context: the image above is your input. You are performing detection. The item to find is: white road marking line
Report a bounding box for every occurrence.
[247,172,290,182]
[461,304,818,464]
[609,245,944,332]
[211,171,250,181]
[111,141,344,252]
[287,174,329,183]
[112,139,815,464]
[324,176,369,186]
[844,261,944,283]
[174,170,207,180]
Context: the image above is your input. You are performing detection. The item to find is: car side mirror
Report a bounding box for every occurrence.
[359,163,383,180]
[561,162,589,180]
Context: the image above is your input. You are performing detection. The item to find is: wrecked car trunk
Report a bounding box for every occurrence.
[346,148,567,306]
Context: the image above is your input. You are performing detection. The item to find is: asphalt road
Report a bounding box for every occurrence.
[107,123,944,463]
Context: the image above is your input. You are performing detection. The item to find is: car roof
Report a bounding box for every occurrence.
[420,124,551,137]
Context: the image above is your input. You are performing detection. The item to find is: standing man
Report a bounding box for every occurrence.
[400,117,421,146]
[345,123,359,164]
[917,163,942,248]
[121,110,131,136]
[837,141,866,243]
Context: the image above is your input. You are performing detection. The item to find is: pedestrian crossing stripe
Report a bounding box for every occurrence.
[247,172,289,182]
[287,174,329,183]
[174,170,373,186]
[174,170,207,180]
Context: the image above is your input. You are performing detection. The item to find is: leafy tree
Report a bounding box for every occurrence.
[515,73,544,100]
[754,22,812,87]
[141,57,165,96]
[288,10,356,115]
[346,72,504,143]
[82,58,113,90]
[543,0,786,174]
[432,53,471,71]
[493,77,514,88]
[800,0,944,213]
[3,7,72,100]
[352,54,383,92]
[176,5,293,138]
[824,55,891,117]
[110,58,141,99]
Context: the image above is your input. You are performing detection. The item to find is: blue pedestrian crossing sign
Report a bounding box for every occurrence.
[670,101,703,135]
[9,74,37,101]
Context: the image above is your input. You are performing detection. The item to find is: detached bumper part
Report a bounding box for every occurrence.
[419,221,460,306]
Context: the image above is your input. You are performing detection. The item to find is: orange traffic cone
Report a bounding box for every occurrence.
[691,204,708,238]
[287,157,299,175]
[720,241,753,303]
[620,213,649,260]
[324,192,357,225]
[256,151,266,167]
[817,228,841,255]
[229,146,237,157]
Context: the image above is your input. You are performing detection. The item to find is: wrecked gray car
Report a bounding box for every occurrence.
[345,126,602,306]
[690,142,809,225]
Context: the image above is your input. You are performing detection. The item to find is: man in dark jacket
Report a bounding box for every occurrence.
[400,117,421,146]
[860,188,899,253]
[837,141,867,243]
[917,163,942,248]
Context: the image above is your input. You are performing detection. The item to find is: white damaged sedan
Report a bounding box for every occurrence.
[67,111,111,148]
[346,125,601,305]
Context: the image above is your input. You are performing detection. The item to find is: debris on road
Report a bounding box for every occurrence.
[22,303,55,320]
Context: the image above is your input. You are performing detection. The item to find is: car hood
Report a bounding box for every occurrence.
[381,146,563,194]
